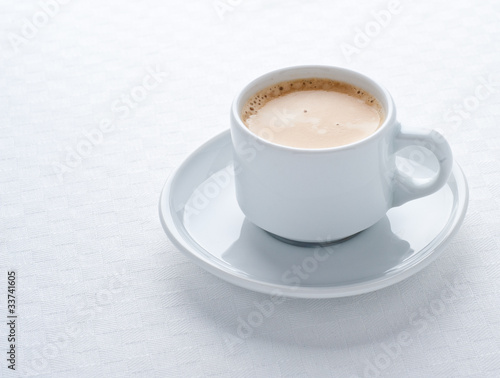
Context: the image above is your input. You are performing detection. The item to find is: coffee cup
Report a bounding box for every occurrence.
[230,65,453,243]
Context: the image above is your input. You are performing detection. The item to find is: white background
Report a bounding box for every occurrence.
[1,0,500,377]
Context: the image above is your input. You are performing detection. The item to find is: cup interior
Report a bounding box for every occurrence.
[232,65,395,150]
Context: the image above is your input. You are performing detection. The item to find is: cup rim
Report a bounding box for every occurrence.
[231,65,396,153]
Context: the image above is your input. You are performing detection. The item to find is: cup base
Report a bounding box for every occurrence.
[265,230,362,248]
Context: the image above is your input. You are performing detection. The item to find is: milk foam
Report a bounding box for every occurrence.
[242,78,384,149]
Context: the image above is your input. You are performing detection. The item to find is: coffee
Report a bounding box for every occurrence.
[242,78,384,148]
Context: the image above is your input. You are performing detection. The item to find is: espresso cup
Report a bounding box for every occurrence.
[230,65,453,243]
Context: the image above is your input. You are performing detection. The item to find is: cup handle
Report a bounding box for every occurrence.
[392,124,453,207]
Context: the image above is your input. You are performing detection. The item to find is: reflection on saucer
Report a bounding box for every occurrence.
[265,230,361,248]
[220,216,413,287]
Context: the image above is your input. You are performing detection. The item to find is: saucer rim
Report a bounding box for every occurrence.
[159,130,469,299]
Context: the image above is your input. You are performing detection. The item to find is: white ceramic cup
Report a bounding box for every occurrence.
[230,65,453,243]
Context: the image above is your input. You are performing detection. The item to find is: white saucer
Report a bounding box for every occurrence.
[159,131,469,299]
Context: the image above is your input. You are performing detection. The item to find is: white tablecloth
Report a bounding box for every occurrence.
[1,0,500,376]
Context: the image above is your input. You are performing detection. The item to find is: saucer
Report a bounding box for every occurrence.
[159,130,469,298]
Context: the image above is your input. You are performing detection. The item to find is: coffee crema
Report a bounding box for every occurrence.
[241,78,384,149]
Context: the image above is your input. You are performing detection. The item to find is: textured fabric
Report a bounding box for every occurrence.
[1,0,500,377]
